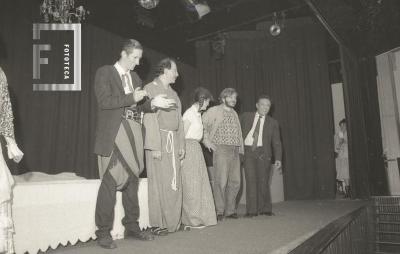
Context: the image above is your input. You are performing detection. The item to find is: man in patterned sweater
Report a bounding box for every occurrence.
[202,88,244,221]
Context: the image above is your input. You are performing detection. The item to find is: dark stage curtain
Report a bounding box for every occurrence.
[0,15,118,178]
[0,1,195,178]
[340,47,388,198]
[359,57,387,196]
[195,18,336,200]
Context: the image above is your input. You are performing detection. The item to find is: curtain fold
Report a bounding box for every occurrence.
[195,18,336,200]
[340,47,388,198]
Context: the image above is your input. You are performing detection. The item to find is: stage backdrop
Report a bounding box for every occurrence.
[194,18,336,200]
[0,1,195,178]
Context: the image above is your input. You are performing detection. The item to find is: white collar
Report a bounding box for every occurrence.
[256,112,265,119]
[114,62,129,76]
[191,104,201,115]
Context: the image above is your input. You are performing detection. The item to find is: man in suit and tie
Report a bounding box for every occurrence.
[240,94,282,218]
[94,39,174,249]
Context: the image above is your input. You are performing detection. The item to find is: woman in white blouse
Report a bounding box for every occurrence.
[181,87,217,228]
[0,67,24,254]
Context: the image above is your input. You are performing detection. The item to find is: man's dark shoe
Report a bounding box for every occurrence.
[225,213,239,219]
[245,213,257,218]
[125,230,155,241]
[260,211,275,216]
[97,236,117,249]
[217,214,225,221]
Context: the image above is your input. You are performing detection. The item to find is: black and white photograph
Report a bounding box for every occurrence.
[1,0,400,253]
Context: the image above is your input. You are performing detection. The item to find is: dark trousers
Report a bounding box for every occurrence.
[95,170,140,238]
[244,146,272,214]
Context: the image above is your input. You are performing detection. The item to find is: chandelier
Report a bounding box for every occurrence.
[138,0,160,9]
[40,0,88,23]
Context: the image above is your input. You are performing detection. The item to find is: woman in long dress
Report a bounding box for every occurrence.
[0,67,24,254]
[181,87,217,228]
[334,118,350,197]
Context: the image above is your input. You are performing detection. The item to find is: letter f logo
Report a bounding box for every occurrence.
[33,24,51,79]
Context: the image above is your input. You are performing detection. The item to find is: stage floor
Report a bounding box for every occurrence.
[42,199,368,254]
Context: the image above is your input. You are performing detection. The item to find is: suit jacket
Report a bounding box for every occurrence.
[94,65,143,156]
[240,112,282,161]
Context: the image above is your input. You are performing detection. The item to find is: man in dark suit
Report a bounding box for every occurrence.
[240,94,282,218]
[93,39,174,249]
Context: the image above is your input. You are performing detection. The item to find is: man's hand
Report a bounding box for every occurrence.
[133,87,148,102]
[204,141,217,152]
[178,148,185,160]
[151,94,176,109]
[152,150,162,160]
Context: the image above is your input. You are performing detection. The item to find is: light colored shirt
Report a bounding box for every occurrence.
[0,67,15,139]
[114,62,133,94]
[183,104,203,141]
[244,113,265,147]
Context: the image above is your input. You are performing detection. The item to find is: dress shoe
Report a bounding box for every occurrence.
[125,230,155,241]
[178,224,191,231]
[245,213,257,218]
[260,212,275,216]
[150,227,169,236]
[225,213,239,219]
[217,214,225,221]
[97,236,117,249]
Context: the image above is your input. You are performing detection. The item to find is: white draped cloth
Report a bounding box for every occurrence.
[12,172,150,254]
[0,144,15,254]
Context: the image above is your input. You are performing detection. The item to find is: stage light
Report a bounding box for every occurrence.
[270,12,280,36]
[270,12,286,36]
[183,0,211,19]
[138,0,159,9]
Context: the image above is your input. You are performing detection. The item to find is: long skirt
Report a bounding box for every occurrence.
[0,144,15,254]
[336,157,349,181]
[181,140,217,227]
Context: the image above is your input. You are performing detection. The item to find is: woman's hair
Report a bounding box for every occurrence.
[193,87,213,109]
[339,118,346,126]
[219,88,237,103]
[155,58,176,76]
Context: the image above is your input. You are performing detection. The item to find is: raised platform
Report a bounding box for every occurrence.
[43,199,367,254]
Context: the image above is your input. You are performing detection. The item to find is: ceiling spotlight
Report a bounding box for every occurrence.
[138,0,159,9]
[194,2,210,19]
[183,0,211,19]
[270,12,281,36]
[269,11,286,36]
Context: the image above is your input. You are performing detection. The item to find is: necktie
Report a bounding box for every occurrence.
[122,73,133,94]
[252,116,262,151]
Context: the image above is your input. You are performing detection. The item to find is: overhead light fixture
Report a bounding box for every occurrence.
[270,12,281,36]
[210,33,226,60]
[183,0,211,19]
[40,0,88,23]
[138,0,159,9]
[270,11,286,36]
